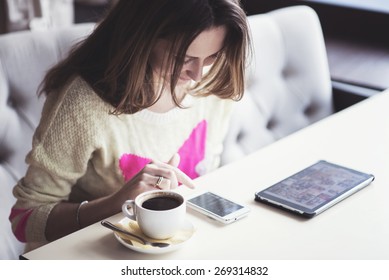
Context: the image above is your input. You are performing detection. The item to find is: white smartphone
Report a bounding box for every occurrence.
[187,191,250,224]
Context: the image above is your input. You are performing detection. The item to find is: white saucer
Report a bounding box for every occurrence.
[114,217,195,254]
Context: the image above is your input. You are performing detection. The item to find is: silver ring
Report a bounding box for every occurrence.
[155,176,163,189]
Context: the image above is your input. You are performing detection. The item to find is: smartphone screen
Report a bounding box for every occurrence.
[187,192,248,222]
[188,192,243,217]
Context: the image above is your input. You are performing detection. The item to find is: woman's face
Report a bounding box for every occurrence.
[150,25,227,86]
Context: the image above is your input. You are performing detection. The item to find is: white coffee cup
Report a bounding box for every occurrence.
[122,190,186,240]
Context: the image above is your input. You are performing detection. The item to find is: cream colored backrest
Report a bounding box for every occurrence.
[0,23,94,259]
[221,6,333,164]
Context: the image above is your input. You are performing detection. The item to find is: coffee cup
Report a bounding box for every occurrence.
[122,190,186,240]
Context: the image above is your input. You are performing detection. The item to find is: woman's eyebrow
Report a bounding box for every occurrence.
[184,55,196,59]
[185,50,220,59]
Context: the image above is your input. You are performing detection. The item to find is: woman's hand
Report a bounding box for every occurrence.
[46,154,194,241]
[115,153,195,202]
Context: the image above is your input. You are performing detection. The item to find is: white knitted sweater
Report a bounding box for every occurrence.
[10,76,234,247]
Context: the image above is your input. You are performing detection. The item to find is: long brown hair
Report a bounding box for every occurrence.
[39,0,250,114]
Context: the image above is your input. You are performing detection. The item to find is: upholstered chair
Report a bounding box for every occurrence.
[221,6,333,164]
[0,23,94,259]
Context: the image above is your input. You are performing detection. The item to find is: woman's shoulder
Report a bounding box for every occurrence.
[36,76,112,142]
[43,76,114,123]
[63,76,112,111]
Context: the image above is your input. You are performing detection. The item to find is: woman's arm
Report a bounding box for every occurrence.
[45,154,195,241]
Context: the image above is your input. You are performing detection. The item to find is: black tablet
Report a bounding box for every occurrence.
[254,160,375,218]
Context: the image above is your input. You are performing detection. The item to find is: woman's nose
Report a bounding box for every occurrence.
[186,61,203,82]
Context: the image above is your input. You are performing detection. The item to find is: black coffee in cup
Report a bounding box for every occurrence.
[122,190,186,239]
[142,196,182,211]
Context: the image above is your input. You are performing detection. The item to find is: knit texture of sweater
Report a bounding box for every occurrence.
[10,76,234,249]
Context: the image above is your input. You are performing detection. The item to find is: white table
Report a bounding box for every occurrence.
[23,90,389,260]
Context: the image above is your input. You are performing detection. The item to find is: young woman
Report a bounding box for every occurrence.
[10,0,250,251]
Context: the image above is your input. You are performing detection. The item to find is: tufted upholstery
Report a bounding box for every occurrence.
[221,6,333,164]
[0,23,95,259]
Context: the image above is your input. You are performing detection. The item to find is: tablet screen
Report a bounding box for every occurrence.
[258,161,374,213]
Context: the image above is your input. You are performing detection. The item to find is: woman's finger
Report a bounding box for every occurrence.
[147,160,196,189]
[152,175,172,190]
[173,167,195,189]
[167,153,180,167]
